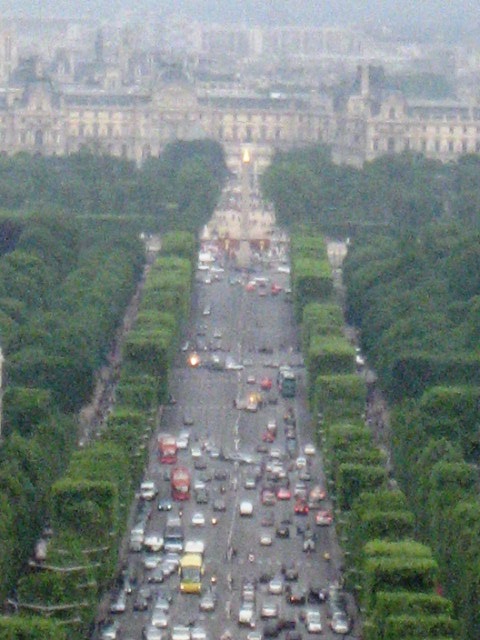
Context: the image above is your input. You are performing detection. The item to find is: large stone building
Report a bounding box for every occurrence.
[333,65,480,166]
[0,72,332,174]
[0,17,480,171]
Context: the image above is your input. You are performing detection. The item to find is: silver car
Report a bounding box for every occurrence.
[171,626,191,640]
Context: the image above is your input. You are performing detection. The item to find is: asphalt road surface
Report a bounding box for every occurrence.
[102,251,357,640]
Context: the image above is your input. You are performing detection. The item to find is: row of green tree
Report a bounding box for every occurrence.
[342,226,480,639]
[0,231,197,639]
[0,139,227,233]
[261,146,480,235]
[290,235,457,640]
[0,213,143,612]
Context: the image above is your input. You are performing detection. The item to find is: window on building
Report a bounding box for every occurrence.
[218,126,224,139]
[389,107,395,120]
[232,125,238,141]
[373,138,379,151]
[260,125,267,141]
[79,124,84,137]
[421,139,427,152]
[404,138,410,151]
[462,139,468,153]
[448,140,454,152]
[275,128,281,140]
[435,139,440,152]
[246,126,252,142]
[387,137,395,152]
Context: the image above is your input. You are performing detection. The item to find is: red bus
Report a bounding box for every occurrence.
[171,466,191,501]
[158,434,177,464]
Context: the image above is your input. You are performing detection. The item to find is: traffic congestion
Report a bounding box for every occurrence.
[99,243,354,640]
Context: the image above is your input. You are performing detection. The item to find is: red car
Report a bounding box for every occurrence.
[245,281,256,292]
[315,510,333,526]
[260,377,273,391]
[277,486,291,500]
[271,283,282,295]
[262,431,276,443]
[294,500,309,515]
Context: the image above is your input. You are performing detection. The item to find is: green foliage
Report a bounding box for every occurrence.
[307,336,355,390]
[337,463,387,511]
[416,386,480,461]
[383,614,456,640]
[292,257,333,321]
[388,352,480,401]
[0,617,67,639]
[50,479,118,542]
[2,387,52,438]
[363,552,438,612]
[375,591,453,618]
[314,374,366,421]
[301,302,344,351]
[115,374,158,410]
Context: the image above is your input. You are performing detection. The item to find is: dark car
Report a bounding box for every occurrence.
[278,617,297,630]
[263,622,281,638]
[286,584,307,605]
[214,469,229,481]
[276,524,290,539]
[158,497,173,511]
[285,631,302,640]
[213,498,226,512]
[281,561,299,581]
[133,593,149,611]
[308,582,328,604]
[195,488,209,504]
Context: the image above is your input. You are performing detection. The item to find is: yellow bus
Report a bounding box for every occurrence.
[179,553,204,594]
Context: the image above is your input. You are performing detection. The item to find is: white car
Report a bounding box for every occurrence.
[143,554,162,570]
[177,433,189,449]
[143,535,164,552]
[277,265,290,274]
[143,626,163,640]
[239,501,254,516]
[304,443,316,456]
[185,540,205,555]
[191,445,202,458]
[140,481,157,501]
[306,610,322,633]
[261,599,279,618]
[268,576,284,595]
[238,601,256,626]
[191,626,208,640]
[330,612,350,634]
[260,531,273,546]
[295,456,307,469]
[151,609,169,628]
[171,626,191,640]
[191,512,206,527]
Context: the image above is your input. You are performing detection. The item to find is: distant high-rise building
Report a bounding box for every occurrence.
[0,25,18,83]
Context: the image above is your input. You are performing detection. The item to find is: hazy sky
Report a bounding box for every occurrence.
[2,0,479,34]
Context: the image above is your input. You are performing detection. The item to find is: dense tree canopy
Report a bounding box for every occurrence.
[261,146,480,235]
[0,139,227,233]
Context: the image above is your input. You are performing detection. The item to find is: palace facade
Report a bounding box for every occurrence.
[0,57,480,170]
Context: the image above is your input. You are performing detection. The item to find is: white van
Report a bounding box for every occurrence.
[140,481,157,501]
[185,540,205,556]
